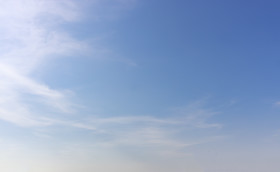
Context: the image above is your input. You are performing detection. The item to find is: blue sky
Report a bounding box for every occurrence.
[0,0,280,171]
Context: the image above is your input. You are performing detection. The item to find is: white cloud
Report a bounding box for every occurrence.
[0,0,140,127]
[0,0,84,126]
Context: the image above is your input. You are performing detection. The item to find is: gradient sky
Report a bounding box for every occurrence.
[0,0,280,171]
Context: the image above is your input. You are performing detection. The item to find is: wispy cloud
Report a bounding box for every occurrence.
[58,101,224,157]
[0,0,140,127]
[0,0,86,126]
[275,101,280,106]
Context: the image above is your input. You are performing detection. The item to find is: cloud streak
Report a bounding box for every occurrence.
[62,101,223,158]
[0,0,85,126]
[0,0,140,127]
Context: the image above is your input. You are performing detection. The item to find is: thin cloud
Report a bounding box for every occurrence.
[0,0,139,127]
[0,0,84,126]
[59,102,224,157]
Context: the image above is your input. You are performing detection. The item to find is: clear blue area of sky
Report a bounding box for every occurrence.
[42,0,280,135]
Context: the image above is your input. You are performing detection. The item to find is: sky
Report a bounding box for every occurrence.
[0,0,280,171]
